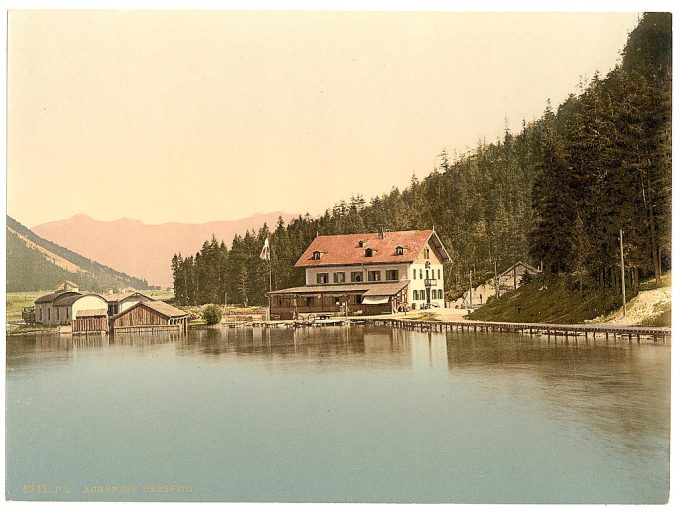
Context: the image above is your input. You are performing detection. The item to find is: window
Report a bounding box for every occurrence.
[386,270,398,281]
[413,269,417,280]
[352,271,364,282]
[317,273,329,284]
[368,270,381,282]
[306,297,314,307]
[419,269,423,280]
[396,246,404,255]
[423,248,430,259]
[438,289,444,300]
[355,295,363,304]
[413,290,419,301]
[438,269,441,280]
[334,272,346,283]
[425,269,429,279]
[365,248,373,257]
[312,251,321,260]
[420,290,426,300]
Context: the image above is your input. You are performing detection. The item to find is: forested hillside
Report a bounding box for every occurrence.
[6,216,149,292]
[172,13,671,308]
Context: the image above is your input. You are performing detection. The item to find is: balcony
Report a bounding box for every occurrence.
[424,279,437,287]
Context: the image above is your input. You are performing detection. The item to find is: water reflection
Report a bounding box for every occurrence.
[443,330,670,486]
[5,326,669,503]
[172,326,451,374]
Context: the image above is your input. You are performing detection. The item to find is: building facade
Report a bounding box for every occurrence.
[104,291,154,317]
[34,291,108,325]
[267,229,451,320]
[498,261,541,292]
[34,285,188,333]
[111,300,189,333]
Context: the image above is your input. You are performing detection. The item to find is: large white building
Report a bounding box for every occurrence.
[267,229,451,319]
[34,290,108,325]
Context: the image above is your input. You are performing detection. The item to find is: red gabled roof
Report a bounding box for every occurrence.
[294,230,450,267]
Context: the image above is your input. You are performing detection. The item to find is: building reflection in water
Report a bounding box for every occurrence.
[174,325,451,373]
[6,325,669,478]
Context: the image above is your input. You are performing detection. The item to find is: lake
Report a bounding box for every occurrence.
[5,326,670,503]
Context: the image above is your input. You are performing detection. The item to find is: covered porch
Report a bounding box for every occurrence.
[267,281,409,320]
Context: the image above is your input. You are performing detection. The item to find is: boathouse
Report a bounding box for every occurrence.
[267,229,451,320]
[34,290,108,326]
[111,300,189,333]
[104,291,154,317]
[72,309,108,334]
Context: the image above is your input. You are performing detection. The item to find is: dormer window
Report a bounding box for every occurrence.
[396,246,404,256]
[364,248,373,257]
[358,240,364,248]
[312,251,321,260]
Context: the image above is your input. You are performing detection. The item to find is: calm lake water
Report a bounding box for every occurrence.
[6,326,670,503]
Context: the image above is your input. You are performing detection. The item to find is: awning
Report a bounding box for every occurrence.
[362,295,390,305]
[75,309,107,317]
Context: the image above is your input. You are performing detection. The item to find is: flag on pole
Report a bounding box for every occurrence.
[259,236,270,260]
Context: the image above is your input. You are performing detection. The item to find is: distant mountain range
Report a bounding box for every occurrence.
[31,212,297,287]
[6,216,149,293]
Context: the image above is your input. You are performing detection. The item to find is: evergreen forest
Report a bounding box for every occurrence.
[172,13,671,308]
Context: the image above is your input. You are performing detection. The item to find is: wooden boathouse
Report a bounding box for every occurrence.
[111,300,189,333]
[72,309,108,334]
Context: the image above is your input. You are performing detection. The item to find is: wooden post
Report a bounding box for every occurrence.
[494,260,499,299]
[620,229,627,317]
[469,270,473,309]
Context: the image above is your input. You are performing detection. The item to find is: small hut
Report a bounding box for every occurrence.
[56,280,79,292]
[111,301,189,333]
[498,261,541,291]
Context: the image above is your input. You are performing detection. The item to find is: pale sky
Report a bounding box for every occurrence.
[8,10,639,227]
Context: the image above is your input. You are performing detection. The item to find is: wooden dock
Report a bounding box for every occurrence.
[353,317,671,344]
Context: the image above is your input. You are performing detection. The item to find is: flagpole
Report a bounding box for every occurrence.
[269,248,273,293]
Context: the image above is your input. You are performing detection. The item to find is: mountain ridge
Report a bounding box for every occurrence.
[32,211,298,287]
[6,215,149,293]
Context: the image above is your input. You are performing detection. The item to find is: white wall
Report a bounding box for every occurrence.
[305,264,410,285]
[71,295,108,321]
[304,262,446,310]
[407,263,445,308]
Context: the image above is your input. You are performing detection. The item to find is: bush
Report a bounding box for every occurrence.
[202,304,222,325]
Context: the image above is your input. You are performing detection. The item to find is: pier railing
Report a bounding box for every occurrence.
[352,317,671,344]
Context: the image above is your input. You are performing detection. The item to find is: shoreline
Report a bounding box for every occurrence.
[8,310,671,344]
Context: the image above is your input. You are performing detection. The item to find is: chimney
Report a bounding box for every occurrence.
[378,227,385,239]
[108,288,114,295]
